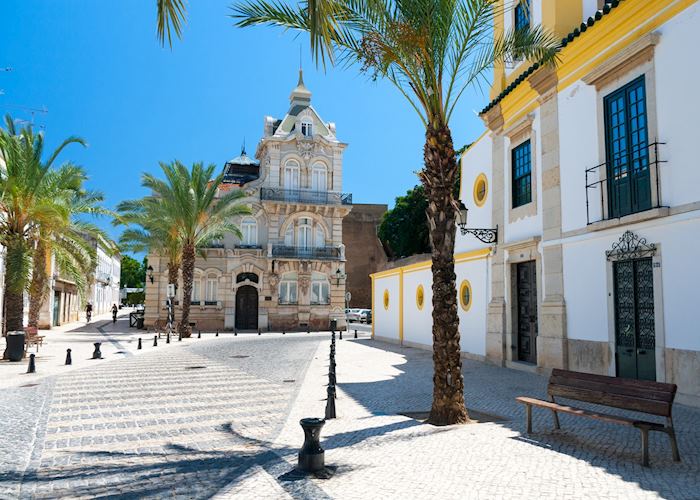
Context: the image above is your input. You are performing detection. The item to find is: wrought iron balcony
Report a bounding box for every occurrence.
[234,244,262,250]
[271,245,341,260]
[585,142,666,225]
[260,188,352,205]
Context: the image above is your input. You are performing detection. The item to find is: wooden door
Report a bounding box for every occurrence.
[614,257,656,381]
[235,286,258,330]
[516,261,538,364]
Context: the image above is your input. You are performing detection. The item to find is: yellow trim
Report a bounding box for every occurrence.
[416,284,425,310]
[370,275,375,339]
[370,247,491,280]
[459,280,473,312]
[495,0,696,128]
[473,173,488,207]
[383,289,390,310]
[398,268,404,343]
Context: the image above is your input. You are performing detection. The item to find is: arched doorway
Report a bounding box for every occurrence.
[235,285,258,330]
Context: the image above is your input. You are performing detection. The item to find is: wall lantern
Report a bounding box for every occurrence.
[457,202,498,244]
[147,265,154,284]
[335,268,347,285]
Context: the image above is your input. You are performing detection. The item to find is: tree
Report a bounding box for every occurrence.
[378,185,430,259]
[154,0,558,424]
[122,161,249,337]
[27,168,112,328]
[0,115,86,332]
[120,255,146,288]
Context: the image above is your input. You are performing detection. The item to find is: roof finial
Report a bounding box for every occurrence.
[298,45,304,86]
[241,137,246,155]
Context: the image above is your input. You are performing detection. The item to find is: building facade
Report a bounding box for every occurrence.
[372,0,700,406]
[90,244,121,316]
[145,73,351,331]
[343,203,388,308]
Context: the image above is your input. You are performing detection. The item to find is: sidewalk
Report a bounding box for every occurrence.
[0,310,196,389]
[238,337,700,500]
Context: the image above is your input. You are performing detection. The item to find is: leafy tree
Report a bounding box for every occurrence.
[0,115,87,332]
[378,185,430,259]
[121,161,249,337]
[154,0,558,424]
[120,255,146,288]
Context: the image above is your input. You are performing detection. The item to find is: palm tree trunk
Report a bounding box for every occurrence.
[28,240,49,328]
[423,122,470,426]
[3,235,29,341]
[178,242,194,338]
[167,262,179,290]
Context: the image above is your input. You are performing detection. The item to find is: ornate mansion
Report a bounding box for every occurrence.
[144,72,351,331]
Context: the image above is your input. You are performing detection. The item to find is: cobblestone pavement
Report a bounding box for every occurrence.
[1,333,698,499]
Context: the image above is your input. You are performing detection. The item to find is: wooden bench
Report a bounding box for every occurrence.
[24,326,45,352]
[151,319,179,337]
[516,368,680,467]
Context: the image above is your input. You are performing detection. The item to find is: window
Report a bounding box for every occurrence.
[459,280,472,311]
[416,285,425,310]
[512,140,532,208]
[514,0,530,31]
[314,225,326,248]
[604,76,651,218]
[279,273,298,304]
[311,163,327,192]
[241,217,257,246]
[284,224,294,246]
[192,279,201,305]
[301,121,312,137]
[205,277,217,305]
[311,272,330,305]
[473,173,488,207]
[298,218,312,250]
[284,160,300,192]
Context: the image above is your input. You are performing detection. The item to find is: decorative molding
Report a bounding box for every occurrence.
[582,32,660,90]
[529,65,558,98]
[503,113,534,141]
[481,103,504,133]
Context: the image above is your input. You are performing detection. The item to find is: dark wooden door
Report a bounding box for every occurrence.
[235,286,258,330]
[516,261,538,364]
[614,257,656,381]
[604,75,651,218]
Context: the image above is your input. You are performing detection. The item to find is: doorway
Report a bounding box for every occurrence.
[613,257,656,380]
[516,261,538,364]
[53,291,61,326]
[235,285,258,330]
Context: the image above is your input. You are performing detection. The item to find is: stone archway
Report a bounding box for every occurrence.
[235,285,258,330]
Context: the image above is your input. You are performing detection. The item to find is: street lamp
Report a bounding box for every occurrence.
[334,268,346,285]
[147,265,154,284]
[457,202,498,244]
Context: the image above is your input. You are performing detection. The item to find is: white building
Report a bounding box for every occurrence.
[372,0,700,406]
[90,243,121,316]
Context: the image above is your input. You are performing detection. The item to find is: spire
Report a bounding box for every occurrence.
[241,137,246,156]
[289,68,312,106]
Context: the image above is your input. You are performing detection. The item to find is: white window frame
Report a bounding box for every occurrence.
[314,224,326,248]
[311,163,327,192]
[301,121,313,137]
[205,277,217,304]
[298,218,312,250]
[279,273,298,304]
[192,279,201,304]
[241,217,257,246]
[311,273,330,305]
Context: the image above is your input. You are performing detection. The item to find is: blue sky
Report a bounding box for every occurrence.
[0,0,488,247]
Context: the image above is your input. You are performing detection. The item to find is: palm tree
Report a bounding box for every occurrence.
[115,199,183,292]
[153,0,558,424]
[0,115,86,332]
[127,161,249,337]
[27,167,114,328]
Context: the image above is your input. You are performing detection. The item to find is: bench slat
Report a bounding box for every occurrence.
[549,374,675,403]
[552,369,676,394]
[548,383,671,417]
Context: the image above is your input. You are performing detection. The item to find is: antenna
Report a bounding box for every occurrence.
[299,45,302,71]
[241,137,246,155]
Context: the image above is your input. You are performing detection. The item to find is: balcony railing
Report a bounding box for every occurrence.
[271,245,341,260]
[585,142,666,225]
[261,188,352,205]
[234,244,262,250]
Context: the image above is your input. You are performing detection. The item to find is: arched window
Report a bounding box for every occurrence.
[298,217,312,250]
[311,163,327,192]
[311,272,330,305]
[241,217,257,246]
[205,276,218,305]
[279,272,298,304]
[236,272,259,283]
[284,224,294,246]
[314,224,326,248]
[191,276,202,305]
[284,159,300,191]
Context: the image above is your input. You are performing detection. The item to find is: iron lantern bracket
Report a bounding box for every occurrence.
[458,224,498,244]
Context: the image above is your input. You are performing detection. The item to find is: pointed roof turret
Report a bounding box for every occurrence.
[289,69,312,106]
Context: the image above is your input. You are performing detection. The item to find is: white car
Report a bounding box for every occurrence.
[358,309,371,323]
[345,308,363,323]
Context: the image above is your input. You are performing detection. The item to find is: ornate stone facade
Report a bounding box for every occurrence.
[144,72,351,331]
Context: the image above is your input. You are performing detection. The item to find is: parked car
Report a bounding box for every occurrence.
[345,308,362,323]
[358,309,371,323]
[363,309,372,324]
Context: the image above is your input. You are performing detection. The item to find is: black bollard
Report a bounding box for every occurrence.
[92,342,102,359]
[216,330,219,337]
[65,349,72,365]
[198,330,201,339]
[27,354,36,373]
[137,338,142,350]
[178,331,182,342]
[298,418,326,472]
[283,330,286,335]
[234,330,237,336]
[339,330,343,340]
[166,332,171,344]
[154,335,158,347]
[354,329,358,339]
[307,325,310,334]
[324,385,336,419]
[258,328,261,336]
